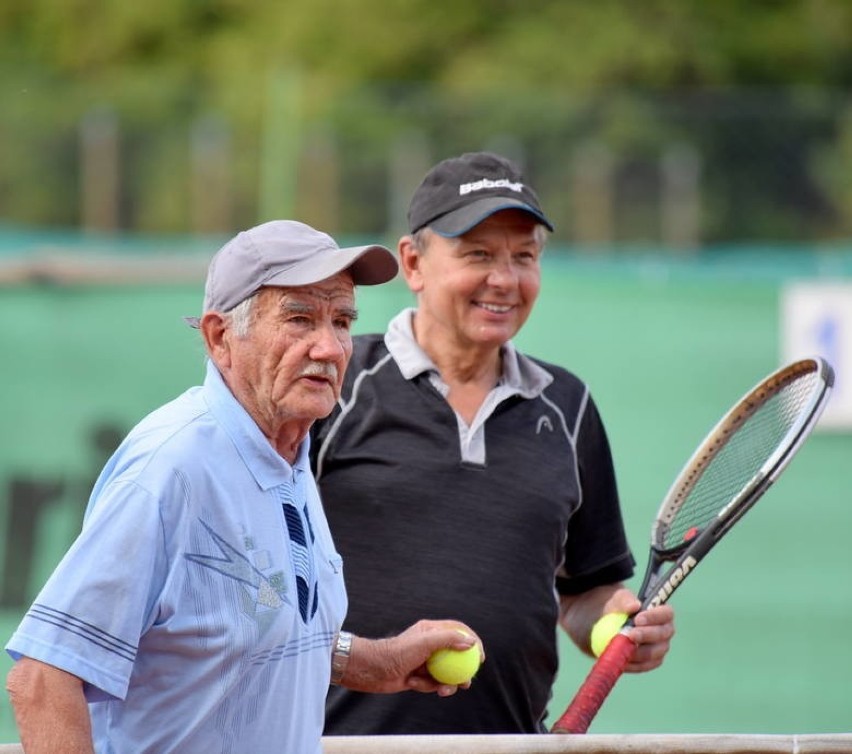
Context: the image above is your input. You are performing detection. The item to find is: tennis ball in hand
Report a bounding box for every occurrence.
[427,639,481,685]
[590,612,628,657]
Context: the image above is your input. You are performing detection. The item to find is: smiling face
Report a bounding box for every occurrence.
[201,272,357,458]
[400,209,544,360]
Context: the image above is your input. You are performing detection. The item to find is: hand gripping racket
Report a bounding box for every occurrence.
[551,356,834,734]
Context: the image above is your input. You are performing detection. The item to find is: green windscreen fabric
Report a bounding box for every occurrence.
[0,256,848,738]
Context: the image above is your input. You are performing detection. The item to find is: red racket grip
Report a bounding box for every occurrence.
[551,632,637,734]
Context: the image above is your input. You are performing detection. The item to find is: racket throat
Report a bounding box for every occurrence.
[645,554,698,608]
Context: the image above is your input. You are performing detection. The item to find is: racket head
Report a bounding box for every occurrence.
[552,357,833,735]
[649,356,833,561]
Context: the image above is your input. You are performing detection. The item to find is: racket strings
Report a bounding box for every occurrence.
[660,370,820,549]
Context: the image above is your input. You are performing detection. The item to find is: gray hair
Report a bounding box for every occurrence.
[222,293,257,338]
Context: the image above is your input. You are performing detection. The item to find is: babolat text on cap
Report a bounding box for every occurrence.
[407,151,554,237]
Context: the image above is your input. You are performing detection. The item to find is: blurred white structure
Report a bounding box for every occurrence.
[782,281,852,429]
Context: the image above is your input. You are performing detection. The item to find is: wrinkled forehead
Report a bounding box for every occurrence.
[259,273,357,308]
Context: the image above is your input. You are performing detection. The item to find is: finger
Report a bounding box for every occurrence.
[424,627,480,655]
[630,622,675,650]
[633,605,674,627]
[627,655,665,673]
[407,676,460,695]
[625,640,669,672]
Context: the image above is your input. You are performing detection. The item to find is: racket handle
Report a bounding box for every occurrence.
[551,632,637,734]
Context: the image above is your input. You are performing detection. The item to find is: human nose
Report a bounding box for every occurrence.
[310,321,348,360]
[487,259,519,288]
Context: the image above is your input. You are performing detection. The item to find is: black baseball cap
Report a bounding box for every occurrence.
[407,151,554,237]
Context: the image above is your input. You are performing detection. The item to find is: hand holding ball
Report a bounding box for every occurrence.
[590,612,628,657]
[427,633,481,685]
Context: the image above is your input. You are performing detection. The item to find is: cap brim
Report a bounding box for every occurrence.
[265,243,398,287]
[183,243,397,329]
[429,197,554,237]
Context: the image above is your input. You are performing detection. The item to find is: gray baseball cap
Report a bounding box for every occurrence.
[185,220,398,328]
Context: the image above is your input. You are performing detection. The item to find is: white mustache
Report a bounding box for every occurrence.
[300,362,339,382]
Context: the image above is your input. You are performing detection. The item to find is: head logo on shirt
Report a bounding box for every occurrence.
[536,415,554,434]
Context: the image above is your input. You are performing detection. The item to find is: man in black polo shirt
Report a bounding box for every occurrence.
[310,152,675,734]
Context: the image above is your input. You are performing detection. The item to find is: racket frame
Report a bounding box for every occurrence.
[551,356,834,734]
[639,356,833,611]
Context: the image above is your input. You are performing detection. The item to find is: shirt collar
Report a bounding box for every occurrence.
[202,360,309,490]
[384,308,553,398]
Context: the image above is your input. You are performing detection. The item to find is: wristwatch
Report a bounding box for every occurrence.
[330,630,353,685]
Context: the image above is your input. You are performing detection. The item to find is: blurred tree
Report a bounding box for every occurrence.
[0,0,850,239]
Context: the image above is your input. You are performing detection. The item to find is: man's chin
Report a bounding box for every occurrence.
[468,324,517,348]
[300,391,339,421]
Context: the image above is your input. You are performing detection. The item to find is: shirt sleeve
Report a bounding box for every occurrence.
[6,478,167,701]
[556,392,636,595]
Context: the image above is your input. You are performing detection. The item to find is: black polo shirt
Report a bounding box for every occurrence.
[310,310,634,734]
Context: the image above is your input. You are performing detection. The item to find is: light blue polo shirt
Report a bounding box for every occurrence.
[7,360,347,754]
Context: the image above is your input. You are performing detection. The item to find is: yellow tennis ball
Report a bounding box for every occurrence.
[590,612,628,658]
[427,642,481,685]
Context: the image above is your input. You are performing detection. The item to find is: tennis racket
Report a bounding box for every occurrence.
[551,356,834,734]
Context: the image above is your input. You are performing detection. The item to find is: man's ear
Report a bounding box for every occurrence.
[200,312,232,369]
[398,235,424,293]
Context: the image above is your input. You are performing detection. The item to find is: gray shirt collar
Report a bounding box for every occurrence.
[383,307,553,398]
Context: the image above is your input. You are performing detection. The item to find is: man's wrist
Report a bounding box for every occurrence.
[330,630,353,685]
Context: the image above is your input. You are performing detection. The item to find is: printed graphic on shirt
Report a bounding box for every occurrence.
[185,519,288,633]
[282,503,319,623]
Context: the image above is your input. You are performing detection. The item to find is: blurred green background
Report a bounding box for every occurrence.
[3,0,852,243]
[1,0,851,742]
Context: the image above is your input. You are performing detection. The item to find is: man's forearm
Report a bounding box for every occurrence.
[7,658,94,754]
[559,583,627,655]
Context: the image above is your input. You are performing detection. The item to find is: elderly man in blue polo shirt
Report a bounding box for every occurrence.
[5,220,481,754]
